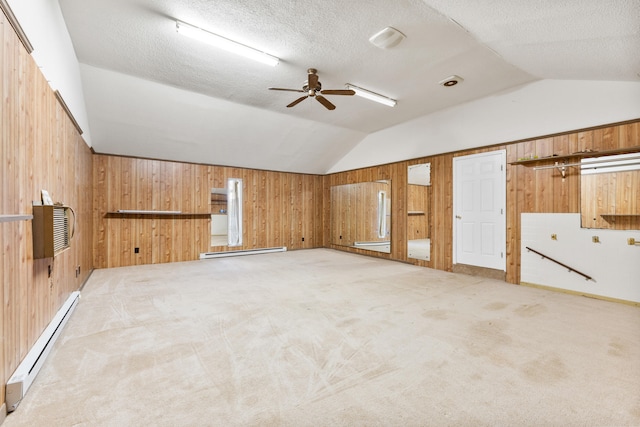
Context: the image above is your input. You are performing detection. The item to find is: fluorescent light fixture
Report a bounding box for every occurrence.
[345,84,396,107]
[176,21,279,67]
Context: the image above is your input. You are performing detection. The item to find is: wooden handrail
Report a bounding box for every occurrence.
[525,246,593,281]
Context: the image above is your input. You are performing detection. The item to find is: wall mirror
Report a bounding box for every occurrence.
[211,178,243,248]
[407,163,431,260]
[330,180,391,253]
[580,152,640,230]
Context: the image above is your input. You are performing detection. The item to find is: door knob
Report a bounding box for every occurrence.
[455,215,462,219]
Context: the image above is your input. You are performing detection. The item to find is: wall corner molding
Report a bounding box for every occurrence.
[0,0,34,53]
[54,90,84,135]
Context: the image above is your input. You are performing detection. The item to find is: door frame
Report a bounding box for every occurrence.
[452,150,506,270]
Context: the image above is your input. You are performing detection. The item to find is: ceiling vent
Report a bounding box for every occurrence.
[369,27,406,49]
[439,75,464,87]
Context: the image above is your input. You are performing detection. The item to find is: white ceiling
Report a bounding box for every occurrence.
[56,0,640,174]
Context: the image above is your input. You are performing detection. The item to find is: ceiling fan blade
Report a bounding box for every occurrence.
[320,89,355,96]
[287,96,308,108]
[315,95,336,110]
[269,87,305,93]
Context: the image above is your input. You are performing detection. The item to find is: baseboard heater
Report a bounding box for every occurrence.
[200,246,287,259]
[5,291,80,412]
[354,241,390,247]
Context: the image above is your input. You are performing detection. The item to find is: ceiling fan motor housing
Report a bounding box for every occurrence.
[303,81,321,95]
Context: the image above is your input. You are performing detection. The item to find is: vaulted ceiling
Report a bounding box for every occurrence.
[54,0,640,173]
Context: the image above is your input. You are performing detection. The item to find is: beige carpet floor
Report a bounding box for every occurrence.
[4,249,640,426]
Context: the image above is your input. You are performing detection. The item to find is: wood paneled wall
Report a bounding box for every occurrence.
[407,184,430,241]
[330,181,390,246]
[325,163,407,260]
[93,155,325,268]
[506,122,640,282]
[325,120,640,284]
[2,0,637,416]
[1,10,93,407]
[581,171,640,230]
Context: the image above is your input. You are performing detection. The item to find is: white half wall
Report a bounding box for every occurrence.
[328,80,640,173]
[7,0,92,146]
[521,213,640,303]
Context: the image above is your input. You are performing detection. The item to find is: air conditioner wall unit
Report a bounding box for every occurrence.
[32,205,73,258]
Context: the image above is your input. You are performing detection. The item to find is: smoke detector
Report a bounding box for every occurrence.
[369,27,406,49]
[439,75,464,87]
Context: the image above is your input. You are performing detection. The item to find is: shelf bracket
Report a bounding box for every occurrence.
[533,161,571,179]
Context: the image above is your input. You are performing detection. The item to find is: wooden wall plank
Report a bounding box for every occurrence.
[1,9,93,406]
[92,156,326,268]
[1,14,7,389]
[326,121,638,282]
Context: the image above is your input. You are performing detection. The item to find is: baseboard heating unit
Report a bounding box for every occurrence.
[200,246,287,259]
[5,291,80,412]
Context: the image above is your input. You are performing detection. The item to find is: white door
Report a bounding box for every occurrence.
[453,150,506,270]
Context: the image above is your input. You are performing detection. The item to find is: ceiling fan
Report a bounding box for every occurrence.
[268,68,355,110]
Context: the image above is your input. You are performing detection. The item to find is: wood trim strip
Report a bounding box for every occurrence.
[0,214,33,223]
[520,282,640,307]
[0,0,33,53]
[54,90,84,135]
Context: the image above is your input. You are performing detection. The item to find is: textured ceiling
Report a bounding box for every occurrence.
[56,0,640,173]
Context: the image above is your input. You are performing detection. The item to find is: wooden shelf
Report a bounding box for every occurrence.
[0,214,33,223]
[601,214,640,217]
[509,145,640,166]
[106,210,210,217]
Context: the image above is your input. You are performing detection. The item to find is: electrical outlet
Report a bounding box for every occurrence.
[134,247,140,254]
[301,237,305,242]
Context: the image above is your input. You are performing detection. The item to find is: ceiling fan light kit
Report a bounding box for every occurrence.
[369,26,406,49]
[176,21,279,67]
[345,84,397,107]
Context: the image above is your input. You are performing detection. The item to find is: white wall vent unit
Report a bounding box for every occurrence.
[369,26,406,49]
[6,291,80,412]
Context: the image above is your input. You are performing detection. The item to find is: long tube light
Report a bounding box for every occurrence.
[176,21,279,67]
[345,83,397,107]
